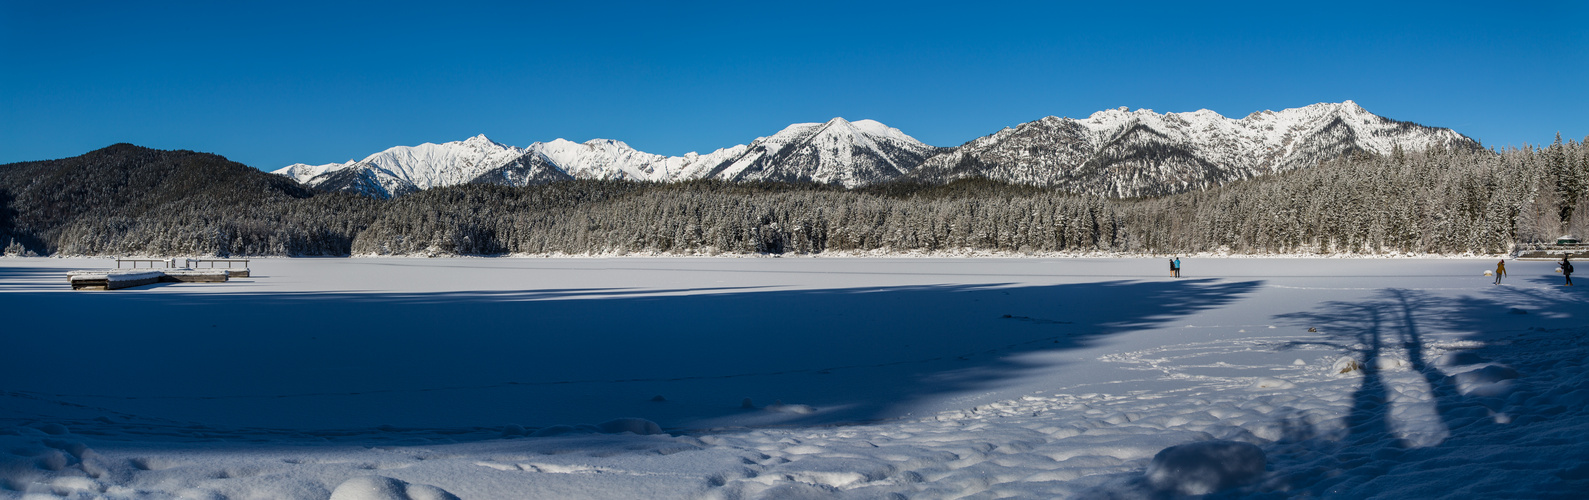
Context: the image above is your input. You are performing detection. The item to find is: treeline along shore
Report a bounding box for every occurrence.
[2,138,1585,258]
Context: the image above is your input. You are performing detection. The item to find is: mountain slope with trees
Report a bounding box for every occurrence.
[3,137,1584,258]
[0,144,378,256]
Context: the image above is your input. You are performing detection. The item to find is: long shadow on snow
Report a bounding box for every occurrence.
[1254,285,1589,498]
[1522,267,1578,288]
[3,278,1258,439]
[0,265,78,287]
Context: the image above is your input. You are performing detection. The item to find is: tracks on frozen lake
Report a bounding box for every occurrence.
[4,257,1586,498]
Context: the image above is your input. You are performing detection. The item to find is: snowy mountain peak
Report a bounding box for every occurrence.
[271,135,529,198]
[272,161,353,180]
[1084,107,1152,128]
[276,117,948,196]
[815,117,865,137]
[527,136,745,183]
[790,117,914,143]
[707,118,944,187]
[769,121,827,139]
[584,138,633,150]
[277,103,1479,198]
[848,119,917,143]
[908,101,1480,197]
[460,134,502,148]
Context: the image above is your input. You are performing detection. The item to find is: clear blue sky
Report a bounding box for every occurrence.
[3,1,1585,170]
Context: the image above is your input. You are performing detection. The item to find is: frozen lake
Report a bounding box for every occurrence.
[3,256,1585,498]
[0,257,1496,429]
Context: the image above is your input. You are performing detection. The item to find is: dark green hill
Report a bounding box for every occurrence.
[0,144,376,256]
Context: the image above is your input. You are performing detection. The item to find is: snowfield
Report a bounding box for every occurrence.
[2,257,1586,499]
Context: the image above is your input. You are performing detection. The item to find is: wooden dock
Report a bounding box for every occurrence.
[1513,243,1589,260]
[186,259,250,277]
[68,270,168,290]
[160,269,232,283]
[68,268,233,290]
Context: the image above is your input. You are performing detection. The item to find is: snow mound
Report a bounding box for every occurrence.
[1452,364,1520,397]
[1250,377,1296,390]
[328,476,458,500]
[1332,356,1362,374]
[1453,364,1519,385]
[595,418,662,435]
[1145,440,1266,495]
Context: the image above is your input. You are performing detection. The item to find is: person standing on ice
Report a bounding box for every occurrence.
[1174,256,1182,278]
[1562,255,1574,286]
[1494,259,1506,285]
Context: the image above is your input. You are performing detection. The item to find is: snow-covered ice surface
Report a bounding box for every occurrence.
[2,258,1586,498]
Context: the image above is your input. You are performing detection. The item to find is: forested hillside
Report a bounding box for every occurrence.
[2,138,1584,257]
[1123,140,1585,254]
[0,144,377,256]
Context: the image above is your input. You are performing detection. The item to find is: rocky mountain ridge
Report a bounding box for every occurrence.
[275,102,1479,199]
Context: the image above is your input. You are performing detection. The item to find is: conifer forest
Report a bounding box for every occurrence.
[2,137,1585,258]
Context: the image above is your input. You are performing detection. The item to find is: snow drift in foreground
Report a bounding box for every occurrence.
[1,257,1585,499]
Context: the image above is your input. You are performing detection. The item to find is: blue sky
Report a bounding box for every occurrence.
[2,1,1585,170]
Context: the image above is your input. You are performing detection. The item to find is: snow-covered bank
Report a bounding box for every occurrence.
[10,247,1523,260]
[2,258,1585,498]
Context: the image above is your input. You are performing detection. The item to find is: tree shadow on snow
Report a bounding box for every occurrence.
[3,278,1259,439]
[1260,285,1589,498]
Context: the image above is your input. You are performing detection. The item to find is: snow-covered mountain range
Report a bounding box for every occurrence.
[275,102,1478,199]
[275,118,932,198]
[904,101,1478,197]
